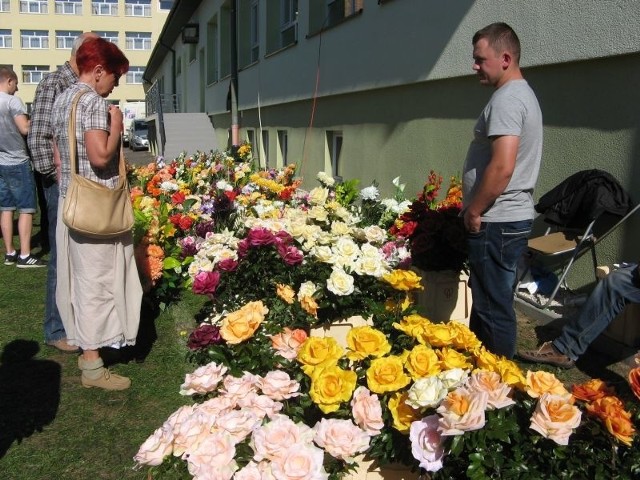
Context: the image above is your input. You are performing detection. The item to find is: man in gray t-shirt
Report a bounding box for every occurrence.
[461,23,543,359]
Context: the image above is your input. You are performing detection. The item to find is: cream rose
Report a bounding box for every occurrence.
[363,225,387,244]
[327,267,355,296]
[406,376,449,409]
[298,281,319,300]
[308,187,329,205]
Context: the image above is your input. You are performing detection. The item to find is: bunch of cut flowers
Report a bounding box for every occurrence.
[391,170,467,274]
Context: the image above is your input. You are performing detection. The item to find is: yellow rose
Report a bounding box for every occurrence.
[300,295,318,318]
[525,370,570,398]
[346,326,391,361]
[366,356,411,394]
[437,347,473,370]
[393,314,432,340]
[383,269,424,291]
[276,284,295,304]
[297,336,344,374]
[497,359,526,389]
[309,365,358,414]
[449,322,482,352]
[384,294,413,313]
[388,391,421,433]
[220,300,268,344]
[420,323,457,347]
[405,344,441,380]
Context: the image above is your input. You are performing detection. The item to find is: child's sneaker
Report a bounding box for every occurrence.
[4,251,17,265]
[17,254,47,268]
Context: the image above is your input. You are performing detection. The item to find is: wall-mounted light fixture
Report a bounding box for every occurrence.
[182,23,199,44]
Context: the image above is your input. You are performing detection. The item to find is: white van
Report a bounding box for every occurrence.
[129,119,149,151]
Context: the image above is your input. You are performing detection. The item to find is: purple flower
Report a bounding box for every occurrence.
[192,270,221,295]
[180,236,198,258]
[187,324,222,350]
[195,220,215,238]
[274,230,293,246]
[409,415,445,472]
[237,238,250,258]
[277,244,304,266]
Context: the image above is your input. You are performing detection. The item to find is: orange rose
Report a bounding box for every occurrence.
[628,367,640,401]
[276,284,295,304]
[220,301,268,344]
[586,396,635,446]
[270,327,308,360]
[572,378,615,402]
[525,370,571,399]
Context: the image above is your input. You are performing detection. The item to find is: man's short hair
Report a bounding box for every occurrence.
[0,65,17,83]
[473,22,521,64]
[71,32,99,56]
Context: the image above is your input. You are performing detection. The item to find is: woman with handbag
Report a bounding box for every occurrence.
[51,37,142,390]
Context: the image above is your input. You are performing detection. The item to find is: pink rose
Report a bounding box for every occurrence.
[275,230,293,245]
[350,386,385,435]
[173,409,215,457]
[247,227,276,246]
[185,431,238,480]
[270,443,328,480]
[192,270,221,295]
[250,414,315,462]
[269,328,308,360]
[237,392,283,420]
[179,361,228,396]
[220,372,259,403]
[409,415,445,472]
[437,387,488,436]
[234,462,262,480]
[277,244,304,265]
[312,418,370,462]
[217,258,239,272]
[237,238,250,257]
[259,370,301,401]
[134,426,173,466]
[197,396,237,417]
[214,409,262,443]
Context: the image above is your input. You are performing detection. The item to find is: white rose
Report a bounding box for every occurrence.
[311,245,334,264]
[406,377,448,409]
[298,281,319,300]
[354,256,387,278]
[438,368,469,391]
[330,221,351,236]
[308,206,329,222]
[308,187,329,205]
[333,237,360,259]
[363,225,387,244]
[327,267,355,296]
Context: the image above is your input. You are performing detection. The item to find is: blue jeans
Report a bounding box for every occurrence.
[467,220,532,359]
[42,179,65,343]
[0,161,37,213]
[554,264,640,360]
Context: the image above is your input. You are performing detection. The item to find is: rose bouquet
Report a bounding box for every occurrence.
[391,171,467,273]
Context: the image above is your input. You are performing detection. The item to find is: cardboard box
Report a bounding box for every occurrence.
[603,303,640,348]
[413,269,472,325]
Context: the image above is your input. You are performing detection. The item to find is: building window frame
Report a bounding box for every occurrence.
[0,29,12,48]
[21,30,49,49]
[0,0,9,12]
[159,1,173,11]
[249,0,259,63]
[92,30,119,45]
[125,0,151,17]
[20,0,48,14]
[54,0,82,15]
[126,66,145,84]
[125,31,152,50]
[56,30,82,49]
[22,65,50,84]
[261,130,270,168]
[277,130,288,168]
[280,0,298,48]
[326,130,343,179]
[91,0,118,16]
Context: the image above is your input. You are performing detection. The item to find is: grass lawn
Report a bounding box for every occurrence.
[0,215,636,479]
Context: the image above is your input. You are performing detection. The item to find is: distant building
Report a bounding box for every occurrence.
[0,0,172,110]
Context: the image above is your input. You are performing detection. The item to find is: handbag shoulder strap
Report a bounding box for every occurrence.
[67,89,127,179]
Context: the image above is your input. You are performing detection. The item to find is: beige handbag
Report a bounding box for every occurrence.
[62,90,134,238]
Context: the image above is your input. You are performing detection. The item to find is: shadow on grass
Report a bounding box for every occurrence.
[0,340,61,459]
[100,294,160,367]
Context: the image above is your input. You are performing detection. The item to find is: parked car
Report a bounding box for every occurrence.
[129,120,149,151]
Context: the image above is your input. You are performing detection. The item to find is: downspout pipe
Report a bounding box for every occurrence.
[230,0,240,153]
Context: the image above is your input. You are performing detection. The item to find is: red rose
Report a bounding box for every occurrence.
[178,215,193,231]
[171,191,186,205]
[247,227,275,247]
[192,270,221,295]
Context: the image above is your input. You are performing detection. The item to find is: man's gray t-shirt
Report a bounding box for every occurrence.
[462,79,543,222]
[0,92,30,166]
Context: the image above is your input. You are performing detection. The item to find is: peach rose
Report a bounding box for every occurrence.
[270,327,308,360]
[179,361,228,396]
[270,443,328,480]
[259,370,301,400]
[276,283,296,304]
[173,409,214,457]
[525,370,571,399]
[134,426,173,466]
[437,387,488,436]
[238,392,283,420]
[572,378,616,402]
[530,393,581,445]
[220,300,268,344]
[215,409,262,443]
[466,370,516,410]
[185,431,238,480]
[300,295,319,318]
[350,386,385,435]
[251,414,315,462]
[313,418,370,463]
[220,372,259,403]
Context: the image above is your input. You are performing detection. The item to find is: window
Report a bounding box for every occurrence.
[246,130,256,153]
[56,30,82,49]
[327,130,343,178]
[20,1,48,13]
[125,0,151,17]
[261,130,270,168]
[126,66,145,84]
[55,0,82,14]
[0,0,10,12]
[280,0,298,48]
[206,17,218,84]
[21,30,49,49]
[277,130,288,167]
[92,0,117,16]
[159,0,173,10]
[0,29,12,48]
[92,30,118,45]
[22,65,50,84]
[327,0,362,26]
[125,32,152,50]
[249,0,259,63]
